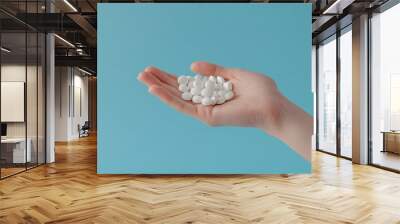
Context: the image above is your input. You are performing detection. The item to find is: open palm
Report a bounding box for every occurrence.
[138,61,284,130]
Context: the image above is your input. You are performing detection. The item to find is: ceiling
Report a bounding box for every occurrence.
[0,0,391,74]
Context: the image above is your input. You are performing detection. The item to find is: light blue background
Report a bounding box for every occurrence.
[98,3,312,174]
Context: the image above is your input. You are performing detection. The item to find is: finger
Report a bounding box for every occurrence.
[138,72,181,98]
[145,66,178,88]
[190,61,234,79]
[137,71,159,87]
[149,85,197,117]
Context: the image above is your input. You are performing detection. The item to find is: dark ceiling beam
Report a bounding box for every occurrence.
[312,0,356,37]
[0,8,38,31]
[55,55,96,72]
[312,14,352,44]
[0,18,27,31]
[55,47,97,57]
[67,13,97,46]
[86,0,97,11]
[312,15,335,33]
[11,13,83,32]
[106,0,254,1]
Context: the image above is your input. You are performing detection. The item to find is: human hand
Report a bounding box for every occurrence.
[138,62,284,132]
[137,61,312,160]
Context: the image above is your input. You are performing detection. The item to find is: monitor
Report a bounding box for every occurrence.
[1,123,7,137]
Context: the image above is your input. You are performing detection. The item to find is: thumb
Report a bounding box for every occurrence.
[190,61,234,79]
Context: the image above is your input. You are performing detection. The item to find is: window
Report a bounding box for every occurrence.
[370,3,400,171]
[339,27,352,158]
[317,35,337,154]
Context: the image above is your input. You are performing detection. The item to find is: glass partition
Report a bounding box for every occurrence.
[27,31,38,169]
[0,1,46,179]
[1,31,28,177]
[38,32,46,165]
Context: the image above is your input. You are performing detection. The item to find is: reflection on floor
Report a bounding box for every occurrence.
[0,135,400,223]
[0,167,25,177]
[0,163,42,178]
[373,150,400,171]
[341,148,352,158]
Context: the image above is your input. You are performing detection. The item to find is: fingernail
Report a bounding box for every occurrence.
[137,72,144,80]
[148,86,155,94]
[190,63,196,70]
[144,66,153,72]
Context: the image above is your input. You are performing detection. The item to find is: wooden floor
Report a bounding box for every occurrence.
[1,135,400,224]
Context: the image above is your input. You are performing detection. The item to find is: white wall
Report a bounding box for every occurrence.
[1,65,40,137]
[70,73,89,139]
[1,65,28,141]
[55,67,89,141]
[55,66,70,141]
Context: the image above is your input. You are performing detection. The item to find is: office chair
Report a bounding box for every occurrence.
[79,121,90,138]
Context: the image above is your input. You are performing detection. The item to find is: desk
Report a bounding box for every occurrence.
[381,131,400,154]
[1,138,31,163]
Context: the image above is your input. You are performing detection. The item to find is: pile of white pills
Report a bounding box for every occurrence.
[177,75,234,106]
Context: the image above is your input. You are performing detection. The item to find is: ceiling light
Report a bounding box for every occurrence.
[322,0,354,15]
[54,34,75,48]
[78,67,93,76]
[323,0,341,14]
[63,0,78,12]
[1,47,11,53]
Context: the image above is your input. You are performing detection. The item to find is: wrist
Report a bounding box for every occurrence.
[259,92,313,161]
[258,91,290,137]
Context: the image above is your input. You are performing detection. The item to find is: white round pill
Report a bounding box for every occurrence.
[217,90,225,97]
[224,91,234,100]
[193,80,203,88]
[178,76,189,85]
[188,79,195,88]
[215,83,222,91]
[190,87,202,95]
[201,88,213,97]
[176,74,234,106]
[208,76,216,83]
[210,96,217,105]
[223,81,233,91]
[201,78,207,87]
[178,84,189,92]
[205,80,216,90]
[192,95,202,104]
[201,97,212,106]
[216,95,226,104]
[181,92,193,101]
[187,76,194,84]
[216,76,224,84]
